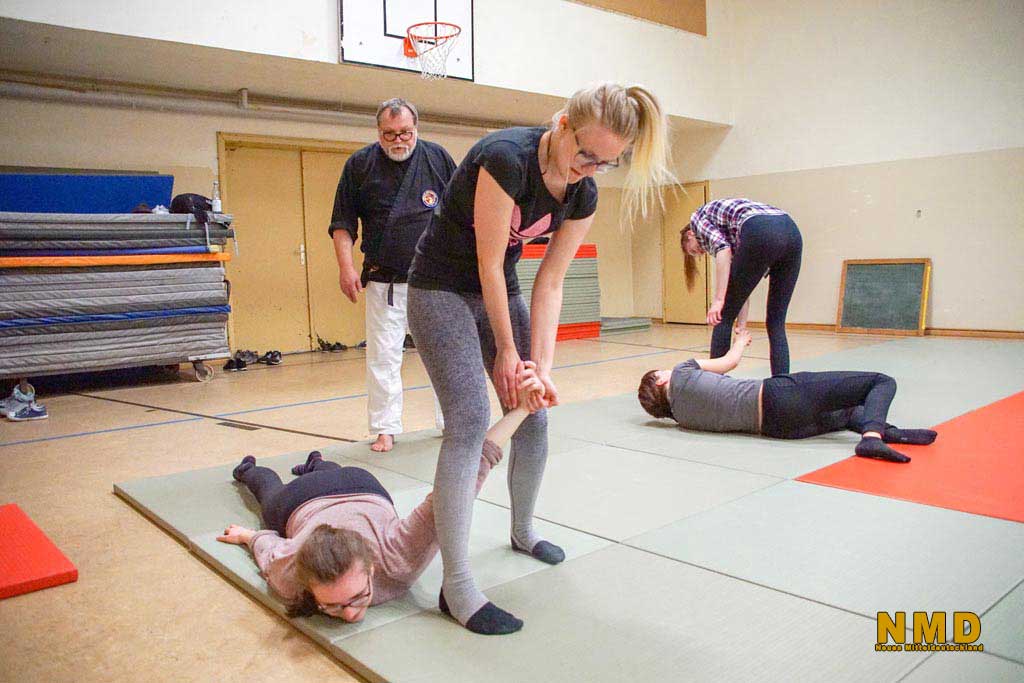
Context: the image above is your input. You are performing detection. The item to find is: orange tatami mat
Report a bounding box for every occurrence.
[798,391,1024,523]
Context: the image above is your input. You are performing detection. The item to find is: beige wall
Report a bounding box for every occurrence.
[0,98,483,198]
[711,147,1024,331]
[586,187,633,317]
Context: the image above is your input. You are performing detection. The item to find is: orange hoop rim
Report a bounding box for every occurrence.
[406,21,462,44]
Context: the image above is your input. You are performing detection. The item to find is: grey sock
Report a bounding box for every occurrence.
[508,408,550,552]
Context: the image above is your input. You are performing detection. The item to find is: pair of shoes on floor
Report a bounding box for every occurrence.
[257,350,282,365]
[223,358,248,372]
[1,385,48,421]
[234,349,259,365]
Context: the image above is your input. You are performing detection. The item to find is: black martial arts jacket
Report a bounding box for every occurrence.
[328,140,456,284]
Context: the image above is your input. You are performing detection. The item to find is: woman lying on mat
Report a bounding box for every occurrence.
[216,363,546,623]
[636,330,937,464]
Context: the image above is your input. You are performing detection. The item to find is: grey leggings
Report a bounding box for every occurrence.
[407,285,548,614]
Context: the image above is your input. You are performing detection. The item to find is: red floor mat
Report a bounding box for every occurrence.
[798,391,1024,523]
[0,504,78,599]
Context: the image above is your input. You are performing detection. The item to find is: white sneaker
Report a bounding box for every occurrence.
[1,385,35,419]
[8,401,48,421]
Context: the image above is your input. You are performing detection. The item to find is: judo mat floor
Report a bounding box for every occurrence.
[3,325,1023,682]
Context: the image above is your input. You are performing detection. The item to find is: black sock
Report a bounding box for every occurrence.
[883,427,937,445]
[856,437,910,463]
[439,590,523,635]
[511,537,565,565]
[232,455,256,481]
[291,450,323,476]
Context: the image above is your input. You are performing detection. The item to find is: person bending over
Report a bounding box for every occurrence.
[217,364,546,622]
[637,331,937,463]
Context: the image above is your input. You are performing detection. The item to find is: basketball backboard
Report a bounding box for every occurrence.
[340,1,474,81]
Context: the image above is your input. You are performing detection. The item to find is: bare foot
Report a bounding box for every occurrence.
[370,434,394,452]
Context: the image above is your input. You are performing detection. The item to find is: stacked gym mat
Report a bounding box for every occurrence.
[516,243,601,340]
[0,212,234,381]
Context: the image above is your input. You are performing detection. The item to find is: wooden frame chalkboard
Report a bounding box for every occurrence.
[836,258,932,336]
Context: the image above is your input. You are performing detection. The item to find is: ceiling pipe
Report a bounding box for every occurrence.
[0,79,496,136]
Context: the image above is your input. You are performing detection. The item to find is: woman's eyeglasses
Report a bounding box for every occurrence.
[573,132,620,174]
[380,130,416,142]
[317,575,372,616]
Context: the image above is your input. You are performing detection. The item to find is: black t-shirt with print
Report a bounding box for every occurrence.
[408,126,598,294]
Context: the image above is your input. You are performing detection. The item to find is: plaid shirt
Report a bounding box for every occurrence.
[689,198,786,255]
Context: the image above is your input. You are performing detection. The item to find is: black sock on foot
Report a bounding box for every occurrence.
[856,437,911,463]
[511,537,565,565]
[291,450,323,475]
[439,590,523,635]
[232,455,256,481]
[883,427,937,445]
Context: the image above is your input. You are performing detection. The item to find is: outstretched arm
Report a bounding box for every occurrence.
[696,329,751,374]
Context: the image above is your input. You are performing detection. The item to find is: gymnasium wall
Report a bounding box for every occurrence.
[0,0,735,125]
[650,0,1024,331]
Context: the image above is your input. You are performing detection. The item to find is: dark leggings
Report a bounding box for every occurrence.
[710,214,802,375]
[239,460,393,535]
[761,371,897,439]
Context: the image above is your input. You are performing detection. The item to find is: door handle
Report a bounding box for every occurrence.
[299,243,306,266]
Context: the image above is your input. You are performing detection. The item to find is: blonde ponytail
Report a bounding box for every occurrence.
[560,83,677,229]
[622,85,676,222]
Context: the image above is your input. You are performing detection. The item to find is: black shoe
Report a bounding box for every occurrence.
[317,336,332,352]
[329,342,347,352]
[257,350,283,365]
[356,340,367,349]
[223,358,239,372]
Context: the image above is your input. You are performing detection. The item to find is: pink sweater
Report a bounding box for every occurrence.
[247,440,503,606]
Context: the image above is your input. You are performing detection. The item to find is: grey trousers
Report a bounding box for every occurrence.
[407,285,548,619]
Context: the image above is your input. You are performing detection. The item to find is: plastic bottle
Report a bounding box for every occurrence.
[211,180,222,213]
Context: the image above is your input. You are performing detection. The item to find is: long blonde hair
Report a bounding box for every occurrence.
[558,83,677,226]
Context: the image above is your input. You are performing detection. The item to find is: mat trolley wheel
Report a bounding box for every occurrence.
[192,361,214,383]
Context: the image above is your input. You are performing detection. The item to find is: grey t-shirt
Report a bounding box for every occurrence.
[669,360,761,433]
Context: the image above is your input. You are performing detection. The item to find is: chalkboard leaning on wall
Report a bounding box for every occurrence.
[836,258,932,336]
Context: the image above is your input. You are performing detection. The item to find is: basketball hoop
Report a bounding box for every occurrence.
[404,21,461,80]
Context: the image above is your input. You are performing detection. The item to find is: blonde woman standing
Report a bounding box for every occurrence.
[407,83,676,634]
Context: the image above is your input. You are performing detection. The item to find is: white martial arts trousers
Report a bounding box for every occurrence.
[365,281,444,435]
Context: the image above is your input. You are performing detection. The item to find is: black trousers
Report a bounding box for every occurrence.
[239,460,393,535]
[761,371,897,439]
[709,214,803,375]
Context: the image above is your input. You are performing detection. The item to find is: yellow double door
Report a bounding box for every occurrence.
[662,181,711,323]
[221,139,368,353]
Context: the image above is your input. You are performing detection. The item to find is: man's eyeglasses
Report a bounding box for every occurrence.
[317,574,372,616]
[380,130,416,142]
[574,132,620,174]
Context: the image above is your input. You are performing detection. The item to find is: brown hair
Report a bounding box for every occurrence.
[637,370,672,419]
[680,224,700,291]
[286,524,375,618]
[558,83,677,226]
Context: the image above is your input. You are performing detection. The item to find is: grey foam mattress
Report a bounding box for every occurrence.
[1,238,228,250]
[1,263,229,320]
[0,312,228,340]
[0,322,229,378]
[0,212,233,231]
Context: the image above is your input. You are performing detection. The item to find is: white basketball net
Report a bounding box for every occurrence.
[408,23,461,80]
